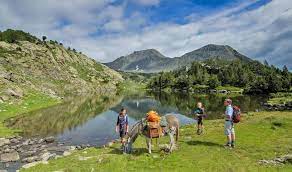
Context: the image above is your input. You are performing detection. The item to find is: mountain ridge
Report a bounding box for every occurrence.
[105,44,252,73]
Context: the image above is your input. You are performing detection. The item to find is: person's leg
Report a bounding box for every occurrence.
[226,135,232,145]
[224,122,232,146]
[231,128,235,147]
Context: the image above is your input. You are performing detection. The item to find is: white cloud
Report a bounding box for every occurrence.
[0,0,291,69]
[131,0,160,6]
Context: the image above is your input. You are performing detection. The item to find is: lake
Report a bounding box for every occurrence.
[7,92,268,147]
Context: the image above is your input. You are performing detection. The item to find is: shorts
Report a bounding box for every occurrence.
[197,116,203,125]
[119,129,127,138]
[224,121,235,136]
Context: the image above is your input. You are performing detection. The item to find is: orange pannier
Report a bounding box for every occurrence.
[146,110,161,122]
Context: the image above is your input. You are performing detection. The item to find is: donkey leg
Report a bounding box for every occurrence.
[146,138,152,154]
[169,127,176,152]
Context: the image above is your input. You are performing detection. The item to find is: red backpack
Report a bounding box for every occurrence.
[232,106,241,123]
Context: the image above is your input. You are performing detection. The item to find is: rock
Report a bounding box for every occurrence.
[283,154,292,163]
[28,140,35,145]
[274,157,285,163]
[0,95,9,102]
[40,152,56,161]
[69,146,76,151]
[54,155,62,159]
[44,136,55,143]
[0,138,10,147]
[47,146,71,152]
[63,151,72,156]
[10,138,19,144]
[22,156,39,163]
[0,151,20,162]
[81,144,87,149]
[3,148,13,153]
[22,140,29,146]
[106,142,114,147]
[22,161,48,169]
[22,150,37,157]
[6,88,23,98]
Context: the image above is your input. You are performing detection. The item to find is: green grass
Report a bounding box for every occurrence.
[22,111,292,172]
[0,91,60,137]
[268,92,292,105]
[216,86,243,92]
[118,80,147,93]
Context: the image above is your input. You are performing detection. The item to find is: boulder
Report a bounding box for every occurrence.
[283,154,292,163]
[0,95,9,101]
[44,136,55,143]
[0,151,20,162]
[40,152,56,161]
[0,138,10,147]
[22,150,37,157]
[22,156,39,163]
[63,151,72,156]
[6,88,23,98]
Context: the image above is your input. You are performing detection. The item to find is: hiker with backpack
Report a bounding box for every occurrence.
[116,108,129,147]
[224,99,238,148]
[193,102,206,135]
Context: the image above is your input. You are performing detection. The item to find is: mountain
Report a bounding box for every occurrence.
[105,44,252,73]
[0,29,123,102]
[104,49,172,73]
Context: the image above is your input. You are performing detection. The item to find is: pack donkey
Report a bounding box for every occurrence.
[123,115,179,154]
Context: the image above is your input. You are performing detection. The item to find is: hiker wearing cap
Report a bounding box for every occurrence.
[224,99,235,148]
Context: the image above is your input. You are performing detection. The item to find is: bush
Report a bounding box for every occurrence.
[0,29,39,43]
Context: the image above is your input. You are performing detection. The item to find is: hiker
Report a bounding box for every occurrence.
[193,102,205,135]
[116,108,129,146]
[224,99,235,148]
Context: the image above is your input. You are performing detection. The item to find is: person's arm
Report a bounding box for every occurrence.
[116,116,119,132]
[125,115,129,133]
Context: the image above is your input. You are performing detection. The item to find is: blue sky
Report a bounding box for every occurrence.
[0,0,291,69]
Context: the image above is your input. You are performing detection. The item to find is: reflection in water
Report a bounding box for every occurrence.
[8,94,124,137]
[8,92,267,146]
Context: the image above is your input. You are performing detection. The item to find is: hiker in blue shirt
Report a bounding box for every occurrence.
[193,102,205,135]
[224,99,235,148]
[116,108,129,146]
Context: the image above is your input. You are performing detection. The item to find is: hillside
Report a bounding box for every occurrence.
[0,29,123,104]
[105,44,252,73]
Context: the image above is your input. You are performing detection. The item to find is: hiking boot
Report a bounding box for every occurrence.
[231,144,235,148]
[224,143,231,148]
[196,129,201,135]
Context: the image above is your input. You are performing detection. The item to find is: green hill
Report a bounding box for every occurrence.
[0,29,123,103]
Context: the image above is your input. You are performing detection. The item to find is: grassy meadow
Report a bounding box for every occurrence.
[22,111,292,172]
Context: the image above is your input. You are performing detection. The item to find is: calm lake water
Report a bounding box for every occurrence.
[8,92,268,146]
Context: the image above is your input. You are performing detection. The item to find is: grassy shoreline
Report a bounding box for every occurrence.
[22,111,292,171]
[0,91,60,137]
